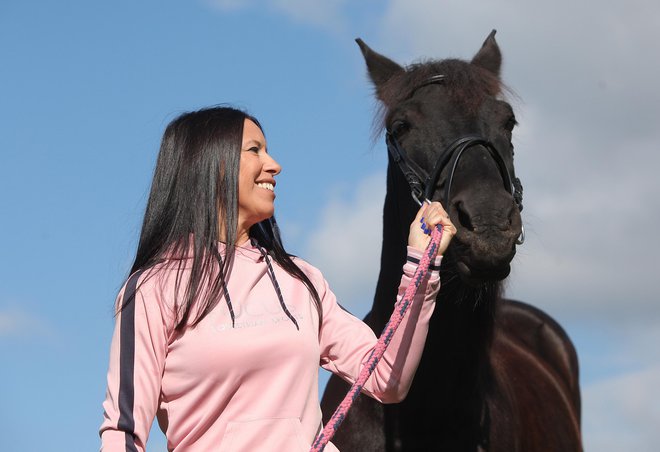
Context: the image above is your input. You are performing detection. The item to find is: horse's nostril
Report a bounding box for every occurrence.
[456,202,475,232]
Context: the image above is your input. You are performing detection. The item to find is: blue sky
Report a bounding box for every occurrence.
[1,1,658,451]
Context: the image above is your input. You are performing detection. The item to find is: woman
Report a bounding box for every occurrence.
[99,106,455,451]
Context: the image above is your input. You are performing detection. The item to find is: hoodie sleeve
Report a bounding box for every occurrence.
[318,247,442,403]
[99,270,173,451]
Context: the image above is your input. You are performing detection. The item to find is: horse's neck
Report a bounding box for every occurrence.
[431,279,499,371]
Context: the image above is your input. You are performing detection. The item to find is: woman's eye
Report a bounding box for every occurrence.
[247,146,260,153]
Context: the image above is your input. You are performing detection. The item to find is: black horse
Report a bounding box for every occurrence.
[321,31,582,452]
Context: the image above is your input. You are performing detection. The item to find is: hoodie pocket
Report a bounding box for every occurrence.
[219,417,307,452]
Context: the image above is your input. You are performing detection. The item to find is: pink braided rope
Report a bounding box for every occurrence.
[310,225,443,452]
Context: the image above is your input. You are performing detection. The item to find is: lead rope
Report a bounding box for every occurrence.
[310,225,443,452]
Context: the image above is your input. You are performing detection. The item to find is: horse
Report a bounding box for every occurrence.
[320,31,582,452]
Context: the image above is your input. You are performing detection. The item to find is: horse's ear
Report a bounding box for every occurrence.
[471,30,501,77]
[356,38,405,102]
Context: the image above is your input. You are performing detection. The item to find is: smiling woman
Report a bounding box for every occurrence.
[235,118,281,243]
[98,105,456,451]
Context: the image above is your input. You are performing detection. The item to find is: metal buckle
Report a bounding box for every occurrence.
[411,185,425,206]
[516,224,525,245]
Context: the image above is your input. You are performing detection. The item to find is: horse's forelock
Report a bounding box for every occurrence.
[373,59,507,136]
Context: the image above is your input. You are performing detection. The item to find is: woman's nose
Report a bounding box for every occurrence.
[264,153,282,176]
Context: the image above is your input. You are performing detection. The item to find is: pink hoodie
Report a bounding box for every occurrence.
[99,242,442,451]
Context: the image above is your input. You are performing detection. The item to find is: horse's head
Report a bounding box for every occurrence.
[358,31,523,285]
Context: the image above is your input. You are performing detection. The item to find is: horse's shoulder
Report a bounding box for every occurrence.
[495,299,580,396]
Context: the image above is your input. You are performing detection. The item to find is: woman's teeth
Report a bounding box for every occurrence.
[256,182,274,191]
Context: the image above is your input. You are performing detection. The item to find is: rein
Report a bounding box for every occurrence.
[310,225,443,452]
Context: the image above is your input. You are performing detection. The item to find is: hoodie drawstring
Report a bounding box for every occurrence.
[221,243,299,330]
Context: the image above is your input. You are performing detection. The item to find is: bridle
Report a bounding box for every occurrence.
[385,75,525,244]
[386,134,524,211]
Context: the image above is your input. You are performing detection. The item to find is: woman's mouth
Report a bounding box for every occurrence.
[256,182,274,192]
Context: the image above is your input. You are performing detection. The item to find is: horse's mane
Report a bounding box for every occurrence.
[373,59,510,136]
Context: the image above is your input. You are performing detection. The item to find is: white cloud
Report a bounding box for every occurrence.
[271,0,348,33]
[304,173,385,315]
[204,0,349,34]
[505,112,660,324]
[0,306,47,337]
[583,366,660,451]
[204,0,253,11]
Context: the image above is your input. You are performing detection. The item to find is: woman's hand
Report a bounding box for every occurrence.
[408,201,456,255]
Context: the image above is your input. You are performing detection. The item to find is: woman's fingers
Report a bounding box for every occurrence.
[408,201,456,254]
[420,202,447,230]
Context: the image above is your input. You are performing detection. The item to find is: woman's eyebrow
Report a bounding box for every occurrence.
[243,139,264,148]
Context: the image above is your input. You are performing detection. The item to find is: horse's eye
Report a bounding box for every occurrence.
[504,116,517,132]
[390,120,410,138]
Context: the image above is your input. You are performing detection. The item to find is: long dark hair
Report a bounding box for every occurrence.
[121,106,321,331]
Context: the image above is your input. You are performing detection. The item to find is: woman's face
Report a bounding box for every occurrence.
[237,119,282,232]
